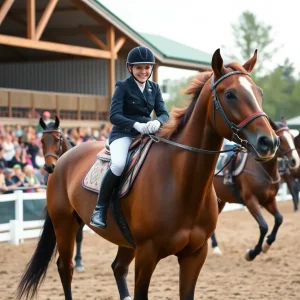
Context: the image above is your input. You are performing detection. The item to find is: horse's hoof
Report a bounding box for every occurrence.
[75,265,85,272]
[262,240,271,253]
[244,249,254,261]
[212,246,223,256]
[123,297,132,300]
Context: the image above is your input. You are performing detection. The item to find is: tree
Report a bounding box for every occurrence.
[231,11,279,75]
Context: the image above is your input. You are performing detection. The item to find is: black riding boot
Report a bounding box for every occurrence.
[90,168,120,229]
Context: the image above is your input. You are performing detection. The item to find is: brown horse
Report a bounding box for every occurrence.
[39,117,85,272]
[281,132,300,211]
[211,122,300,260]
[17,49,279,300]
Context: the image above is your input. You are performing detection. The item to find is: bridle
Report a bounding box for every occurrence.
[275,126,296,157]
[211,70,270,152]
[42,128,63,160]
[150,70,272,156]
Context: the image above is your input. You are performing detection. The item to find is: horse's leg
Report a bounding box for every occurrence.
[285,177,299,211]
[177,242,208,300]
[244,197,268,261]
[54,215,79,300]
[211,232,222,255]
[262,200,283,253]
[134,242,159,300]
[74,224,84,272]
[211,199,226,255]
[111,246,136,300]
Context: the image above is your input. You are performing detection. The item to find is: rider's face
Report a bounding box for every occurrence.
[128,64,153,83]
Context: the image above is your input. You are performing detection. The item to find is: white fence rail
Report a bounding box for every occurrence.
[0,184,293,245]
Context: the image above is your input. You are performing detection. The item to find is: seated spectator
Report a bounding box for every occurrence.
[14,124,24,138]
[35,149,45,169]
[34,166,48,185]
[11,164,27,188]
[3,168,20,194]
[0,162,7,194]
[7,146,27,169]
[24,165,40,193]
[2,134,15,161]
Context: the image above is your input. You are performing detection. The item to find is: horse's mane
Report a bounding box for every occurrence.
[158,71,212,139]
[159,63,248,139]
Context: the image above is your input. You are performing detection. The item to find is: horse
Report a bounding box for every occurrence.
[40,117,85,272]
[211,121,300,259]
[17,49,279,300]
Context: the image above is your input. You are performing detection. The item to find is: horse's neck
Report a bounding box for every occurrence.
[62,136,73,153]
[174,96,223,201]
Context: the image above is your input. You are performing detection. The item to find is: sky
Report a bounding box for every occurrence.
[100,0,300,83]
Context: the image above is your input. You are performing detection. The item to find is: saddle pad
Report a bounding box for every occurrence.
[82,139,153,197]
[215,151,248,177]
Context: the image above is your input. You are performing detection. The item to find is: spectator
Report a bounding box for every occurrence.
[0,146,7,167]
[2,134,15,161]
[24,165,40,193]
[35,149,45,169]
[3,168,19,194]
[35,166,48,185]
[7,146,27,169]
[14,124,24,138]
[37,111,54,133]
[11,164,27,188]
[0,162,7,194]
[25,136,39,169]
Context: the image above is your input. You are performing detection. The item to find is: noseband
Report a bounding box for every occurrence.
[211,70,268,146]
[43,128,63,160]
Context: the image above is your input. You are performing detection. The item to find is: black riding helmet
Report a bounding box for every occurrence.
[126,46,155,83]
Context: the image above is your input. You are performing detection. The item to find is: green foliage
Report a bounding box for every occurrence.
[165,11,299,121]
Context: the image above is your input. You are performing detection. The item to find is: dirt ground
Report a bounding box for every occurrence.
[1,201,300,300]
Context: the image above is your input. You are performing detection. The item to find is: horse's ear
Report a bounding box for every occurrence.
[211,49,226,79]
[243,49,257,73]
[54,116,60,128]
[40,117,47,130]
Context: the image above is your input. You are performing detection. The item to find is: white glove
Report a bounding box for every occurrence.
[146,120,161,134]
[133,122,149,135]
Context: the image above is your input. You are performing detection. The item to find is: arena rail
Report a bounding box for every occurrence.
[0,184,292,245]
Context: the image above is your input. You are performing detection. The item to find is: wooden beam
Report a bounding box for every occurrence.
[107,26,115,99]
[35,0,58,41]
[0,34,113,59]
[114,36,126,53]
[153,63,159,83]
[0,0,15,25]
[27,0,35,39]
[79,25,108,50]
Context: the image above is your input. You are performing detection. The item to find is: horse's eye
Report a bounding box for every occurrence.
[225,92,235,100]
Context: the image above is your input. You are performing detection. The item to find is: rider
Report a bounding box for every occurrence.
[223,138,237,185]
[90,46,169,229]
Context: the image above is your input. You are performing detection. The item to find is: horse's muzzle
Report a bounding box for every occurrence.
[44,164,55,174]
[256,135,279,157]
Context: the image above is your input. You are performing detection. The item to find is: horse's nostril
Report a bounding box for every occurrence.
[257,136,272,153]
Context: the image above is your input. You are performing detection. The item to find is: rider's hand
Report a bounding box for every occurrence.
[133,122,149,135]
[146,120,161,134]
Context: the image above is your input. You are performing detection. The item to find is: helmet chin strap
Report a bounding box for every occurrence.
[129,65,154,83]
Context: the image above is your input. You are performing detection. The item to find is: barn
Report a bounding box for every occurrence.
[0,0,211,128]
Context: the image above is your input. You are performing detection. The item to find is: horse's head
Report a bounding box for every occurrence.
[270,120,300,169]
[210,49,279,161]
[40,116,63,174]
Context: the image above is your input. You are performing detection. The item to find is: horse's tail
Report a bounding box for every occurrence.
[16,208,56,300]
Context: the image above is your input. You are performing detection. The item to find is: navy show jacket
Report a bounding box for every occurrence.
[109,76,169,144]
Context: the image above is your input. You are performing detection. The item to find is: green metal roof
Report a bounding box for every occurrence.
[92,1,211,66]
[138,33,211,66]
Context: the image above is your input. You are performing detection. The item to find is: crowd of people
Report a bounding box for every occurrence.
[0,112,111,195]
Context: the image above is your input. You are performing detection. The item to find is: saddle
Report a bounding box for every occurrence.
[82,136,153,197]
[215,149,248,177]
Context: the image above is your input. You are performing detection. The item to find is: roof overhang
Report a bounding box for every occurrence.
[84,0,210,71]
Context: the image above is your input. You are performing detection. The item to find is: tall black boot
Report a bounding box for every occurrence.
[90,168,120,229]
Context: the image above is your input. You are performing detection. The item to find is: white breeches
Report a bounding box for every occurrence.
[109,137,132,176]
